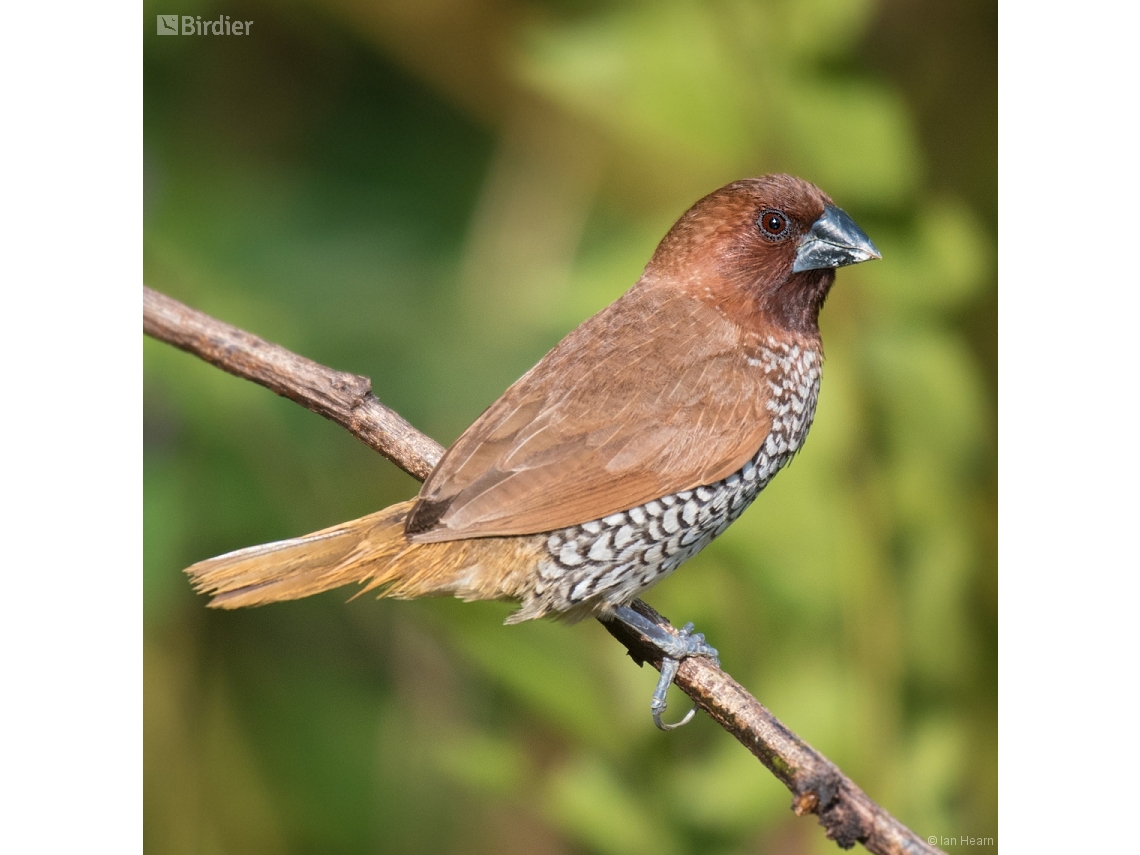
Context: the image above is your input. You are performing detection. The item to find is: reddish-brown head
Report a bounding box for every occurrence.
[641,174,879,335]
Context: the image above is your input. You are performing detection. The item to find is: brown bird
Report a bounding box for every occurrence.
[186,174,879,728]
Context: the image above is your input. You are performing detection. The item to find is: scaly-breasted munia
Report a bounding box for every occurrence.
[186,174,880,727]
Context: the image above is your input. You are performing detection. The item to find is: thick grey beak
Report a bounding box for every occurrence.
[792,205,881,273]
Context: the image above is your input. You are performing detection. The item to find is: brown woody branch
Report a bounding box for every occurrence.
[143,285,943,855]
[143,287,443,481]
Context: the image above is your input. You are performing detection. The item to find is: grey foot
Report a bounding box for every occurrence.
[609,607,720,731]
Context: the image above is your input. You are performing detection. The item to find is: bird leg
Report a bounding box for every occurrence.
[608,605,719,731]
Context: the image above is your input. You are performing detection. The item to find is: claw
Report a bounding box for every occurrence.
[651,656,698,730]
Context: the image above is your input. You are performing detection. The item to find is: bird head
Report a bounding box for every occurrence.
[642,174,880,335]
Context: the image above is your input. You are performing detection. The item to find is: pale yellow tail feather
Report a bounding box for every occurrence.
[187,501,416,608]
[185,499,543,611]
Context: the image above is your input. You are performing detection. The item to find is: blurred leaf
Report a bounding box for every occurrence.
[438,603,623,751]
[518,2,755,169]
[866,327,987,467]
[778,0,877,58]
[545,755,680,855]
[668,741,788,834]
[431,730,529,795]
[780,80,920,207]
[868,199,993,313]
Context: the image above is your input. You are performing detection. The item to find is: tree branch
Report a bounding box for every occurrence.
[143,287,442,481]
[143,285,943,855]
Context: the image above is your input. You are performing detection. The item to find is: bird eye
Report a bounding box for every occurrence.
[758,209,789,239]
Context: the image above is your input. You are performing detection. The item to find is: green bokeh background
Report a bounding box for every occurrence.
[143,1,996,852]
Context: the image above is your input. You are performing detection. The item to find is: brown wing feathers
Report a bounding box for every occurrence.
[405,286,776,542]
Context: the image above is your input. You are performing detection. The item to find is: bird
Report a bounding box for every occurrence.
[185,173,880,728]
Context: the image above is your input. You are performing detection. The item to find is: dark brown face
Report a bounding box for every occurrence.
[643,174,879,335]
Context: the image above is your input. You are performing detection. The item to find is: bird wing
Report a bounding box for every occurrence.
[405,285,777,541]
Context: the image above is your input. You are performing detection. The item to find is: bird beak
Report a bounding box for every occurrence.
[792,205,881,273]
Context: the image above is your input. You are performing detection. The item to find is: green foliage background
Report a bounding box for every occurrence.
[143,1,995,852]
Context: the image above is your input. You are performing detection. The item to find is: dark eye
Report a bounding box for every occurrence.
[758,209,789,239]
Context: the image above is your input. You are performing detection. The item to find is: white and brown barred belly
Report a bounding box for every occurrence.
[508,341,821,622]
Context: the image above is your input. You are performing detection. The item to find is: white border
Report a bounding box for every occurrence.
[0,2,141,850]
[999,1,1138,849]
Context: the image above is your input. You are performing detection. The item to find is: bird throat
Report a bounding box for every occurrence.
[759,268,836,336]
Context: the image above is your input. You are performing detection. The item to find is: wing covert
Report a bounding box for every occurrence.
[405,286,776,541]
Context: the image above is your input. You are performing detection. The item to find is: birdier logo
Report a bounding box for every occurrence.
[156,14,254,35]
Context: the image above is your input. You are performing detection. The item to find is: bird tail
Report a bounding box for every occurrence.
[186,499,533,610]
